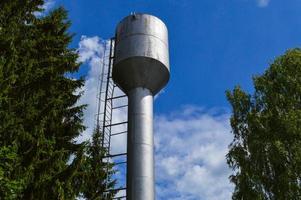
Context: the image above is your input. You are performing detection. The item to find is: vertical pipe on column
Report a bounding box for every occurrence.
[127,87,154,200]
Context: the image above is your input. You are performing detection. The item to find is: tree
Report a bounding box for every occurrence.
[77,129,117,200]
[227,49,301,199]
[0,1,86,199]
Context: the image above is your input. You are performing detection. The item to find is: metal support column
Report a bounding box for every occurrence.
[127,87,154,200]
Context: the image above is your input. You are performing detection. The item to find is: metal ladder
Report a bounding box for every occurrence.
[95,38,128,199]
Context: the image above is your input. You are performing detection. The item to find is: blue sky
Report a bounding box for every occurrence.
[43,0,301,199]
[59,0,301,112]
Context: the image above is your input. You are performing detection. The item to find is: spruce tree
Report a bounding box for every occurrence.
[227,49,301,199]
[78,129,117,200]
[0,1,86,199]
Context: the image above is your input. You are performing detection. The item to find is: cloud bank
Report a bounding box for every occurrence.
[77,36,234,199]
[76,35,107,142]
[155,107,233,200]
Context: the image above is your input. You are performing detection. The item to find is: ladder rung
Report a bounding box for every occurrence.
[103,153,127,158]
[111,131,127,136]
[104,121,127,127]
[104,125,111,129]
[104,124,111,128]
[108,95,127,100]
[112,105,128,109]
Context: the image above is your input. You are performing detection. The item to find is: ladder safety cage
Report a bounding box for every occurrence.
[95,37,128,199]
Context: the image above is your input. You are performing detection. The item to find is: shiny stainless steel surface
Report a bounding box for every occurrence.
[112,13,170,200]
[113,13,170,95]
[127,87,154,200]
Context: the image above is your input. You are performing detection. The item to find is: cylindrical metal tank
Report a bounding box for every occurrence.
[113,13,170,95]
[113,13,170,200]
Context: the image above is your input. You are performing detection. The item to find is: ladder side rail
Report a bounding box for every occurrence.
[95,41,107,134]
[101,38,114,148]
[103,38,118,197]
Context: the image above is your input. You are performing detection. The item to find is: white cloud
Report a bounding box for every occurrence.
[77,36,105,63]
[257,0,270,7]
[77,36,234,199]
[155,106,233,200]
[76,35,108,142]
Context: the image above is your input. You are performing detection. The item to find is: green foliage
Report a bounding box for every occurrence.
[227,49,301,200]
[77,129,117,200]
[1,1,117,199]
[0,145,24,199]
[0,1,90,199]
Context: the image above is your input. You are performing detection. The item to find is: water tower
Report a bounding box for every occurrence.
[113,13,170,200]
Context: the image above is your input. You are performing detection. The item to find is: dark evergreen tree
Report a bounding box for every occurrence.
[227,49,301,199]
[77,129,117,200]
[0,1,44,198]
[0,1,86,199]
